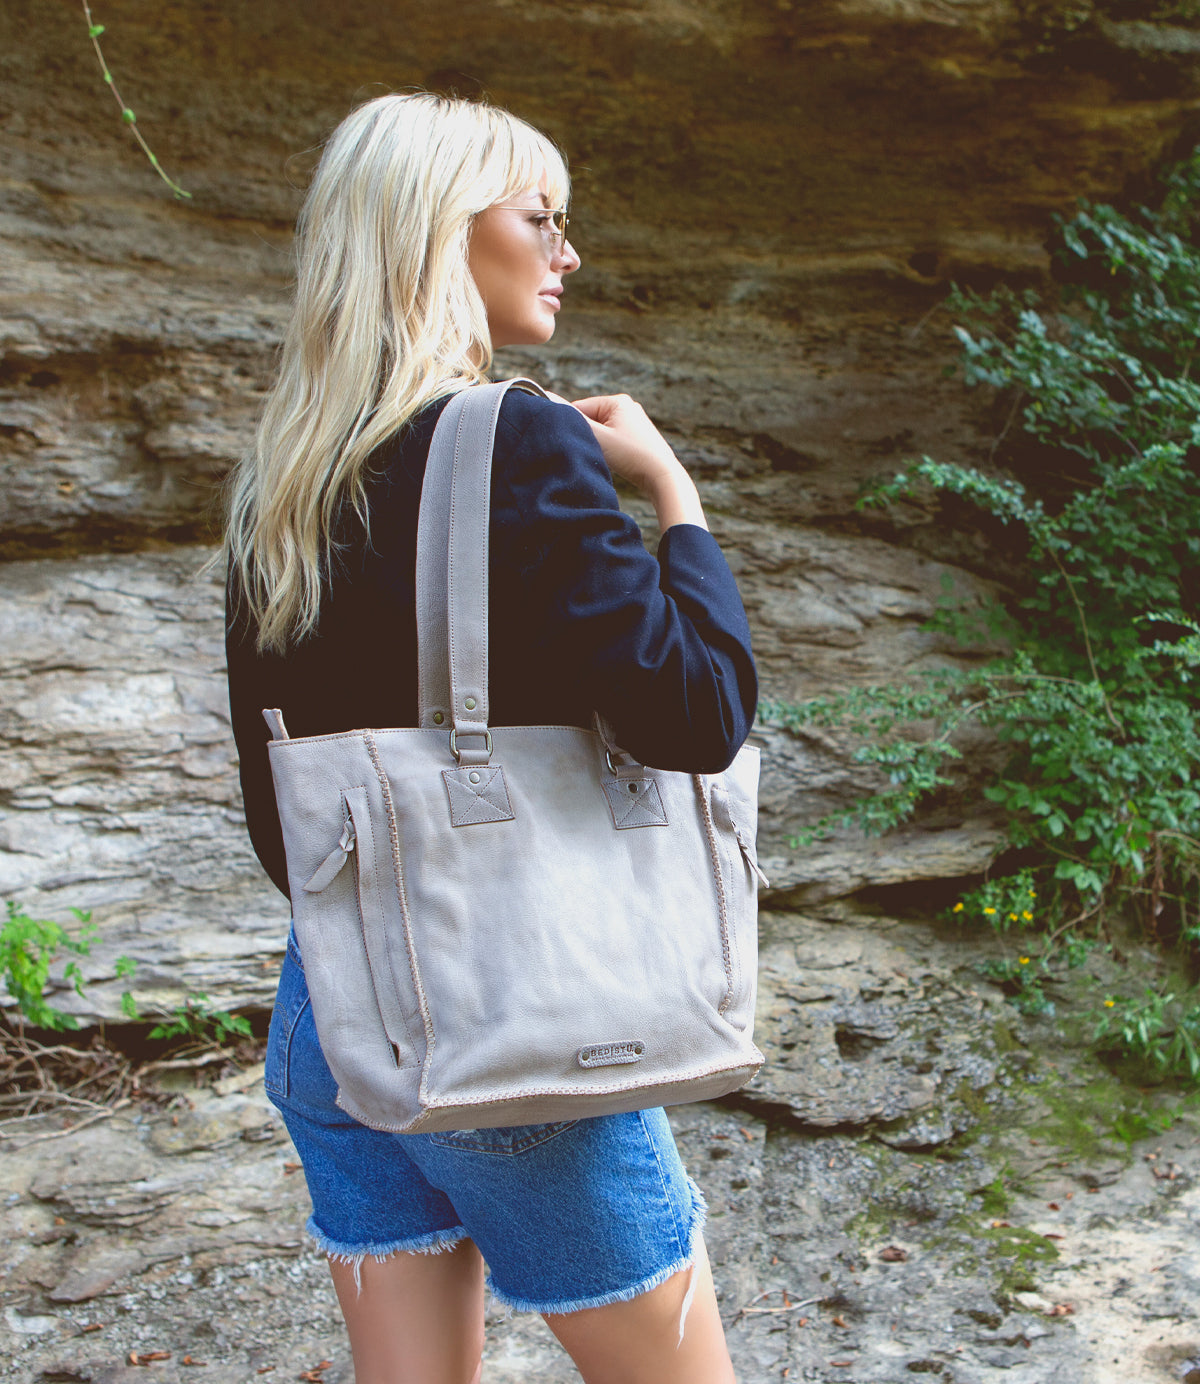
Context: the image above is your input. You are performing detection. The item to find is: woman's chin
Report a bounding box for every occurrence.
[492,317,559,350]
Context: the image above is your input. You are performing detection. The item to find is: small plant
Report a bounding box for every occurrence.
[1110,1105,1178,1148]
[952,868,1041,934]
[1094,989,1200,1082]
[1,902,96,1031]
[148,994,252,1049]
[1,902,138,1031]
[81,1,191,199]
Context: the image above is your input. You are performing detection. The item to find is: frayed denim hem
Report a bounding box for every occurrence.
[306,1216,468,1291]
[487,1174,709,1330]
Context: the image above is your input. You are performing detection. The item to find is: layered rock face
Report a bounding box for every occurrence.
[2,0,1198,1018]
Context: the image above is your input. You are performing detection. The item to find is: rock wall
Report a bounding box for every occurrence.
[2,0,1198,1018]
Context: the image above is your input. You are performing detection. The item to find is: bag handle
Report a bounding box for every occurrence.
[414,380,546,759]
[414,379,647,774]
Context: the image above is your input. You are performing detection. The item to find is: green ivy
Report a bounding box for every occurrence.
[762,150,1200,1076]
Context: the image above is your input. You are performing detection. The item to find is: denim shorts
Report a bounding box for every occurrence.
[264,931,706,1314]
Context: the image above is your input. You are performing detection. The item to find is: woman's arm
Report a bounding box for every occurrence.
[490,391,756,774]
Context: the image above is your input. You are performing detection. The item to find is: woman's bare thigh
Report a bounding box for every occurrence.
[328,1239,485,1384]
[541,1237,736,1384]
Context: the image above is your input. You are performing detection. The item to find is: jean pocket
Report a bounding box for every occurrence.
[427,1120,580,1156]
[264,936,312,1101]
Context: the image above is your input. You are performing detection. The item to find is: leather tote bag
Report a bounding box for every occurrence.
[263,379,766,1133]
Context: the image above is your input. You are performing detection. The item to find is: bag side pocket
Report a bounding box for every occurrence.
[708,778,762,1031]
[343,785,421,1070]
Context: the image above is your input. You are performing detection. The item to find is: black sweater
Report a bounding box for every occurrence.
[226,388,758,898]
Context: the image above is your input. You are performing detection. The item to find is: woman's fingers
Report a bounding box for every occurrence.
[571,394,676,485]
[569,393,706,530]
[571,393,631,426]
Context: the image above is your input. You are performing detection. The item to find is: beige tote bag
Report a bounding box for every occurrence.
[264,380,765,1132]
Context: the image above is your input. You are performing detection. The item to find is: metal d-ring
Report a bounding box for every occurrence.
[449,727,493,763]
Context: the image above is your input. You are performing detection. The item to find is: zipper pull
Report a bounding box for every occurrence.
[734,825,770,889]
[303,818,356,894]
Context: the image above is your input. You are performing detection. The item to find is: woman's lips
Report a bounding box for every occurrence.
[538,291,561,309]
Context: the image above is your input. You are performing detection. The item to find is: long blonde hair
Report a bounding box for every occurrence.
[224,93,569,652]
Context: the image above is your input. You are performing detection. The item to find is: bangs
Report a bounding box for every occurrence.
[495,119,571,210]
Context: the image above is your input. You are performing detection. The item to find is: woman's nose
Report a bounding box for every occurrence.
[556,238,581,274]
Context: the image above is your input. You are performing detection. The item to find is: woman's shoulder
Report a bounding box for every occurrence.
[495,383,592,446]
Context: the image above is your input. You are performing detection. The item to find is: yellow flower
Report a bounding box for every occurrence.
[952,902,964,913]
[1022,910,1033,921]
[983,906,996,916]
[1029,890,1037,898]
[1009,913,1019,922]
[1104,999,1115,1008]
[1019,956,1031,965]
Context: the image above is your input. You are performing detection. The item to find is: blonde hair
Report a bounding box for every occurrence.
[224,92,569,652]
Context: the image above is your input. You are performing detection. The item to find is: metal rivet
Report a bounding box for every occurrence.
[465,696,476,711]
[628,782,639,794]
[469,771,481,784]
[432,712,444,725]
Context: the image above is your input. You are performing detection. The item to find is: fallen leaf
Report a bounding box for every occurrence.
[181,1356,207,1367]
[782,1291,791,1306]
[990,1220,1011,1228]
[1047,1303,1075,1316]
[1043,1233,1065,1241]
[831,1315,848,1328]
[256,1369,275,1376]
[81,1324,103,1334]
[831,1363,855,1369]
[1047,1202,1060,1210]
[879,1246,907,1262]
[1065,1191,1074,1200]
[739,1126,754,1141]
[129,1351,171,1366]
[284,1162,302,1175]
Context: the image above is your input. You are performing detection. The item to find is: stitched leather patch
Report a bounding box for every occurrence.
[601,777,667,829]
[578,1041,645,1068]
[442,764,516,826]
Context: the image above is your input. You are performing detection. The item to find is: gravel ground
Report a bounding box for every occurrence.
[4,917,1200,1384]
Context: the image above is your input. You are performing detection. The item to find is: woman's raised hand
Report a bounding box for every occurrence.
[571,393,707,531]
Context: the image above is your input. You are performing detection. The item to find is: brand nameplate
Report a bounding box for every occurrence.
[578,1041,645,1068]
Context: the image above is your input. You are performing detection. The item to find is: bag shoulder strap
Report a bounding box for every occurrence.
[414,379,548,752]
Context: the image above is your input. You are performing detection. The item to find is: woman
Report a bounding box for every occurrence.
[224,92,756,1384]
